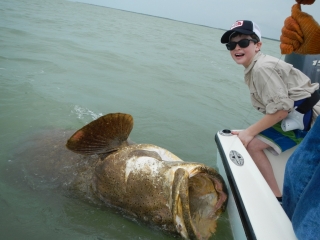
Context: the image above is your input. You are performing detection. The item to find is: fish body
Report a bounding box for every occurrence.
[90,143,227,239]
[14,113,227,239]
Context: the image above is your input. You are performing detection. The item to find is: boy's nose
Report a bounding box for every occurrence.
[235,43,241,49]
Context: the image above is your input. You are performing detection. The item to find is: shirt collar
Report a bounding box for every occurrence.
[244,51,262,75]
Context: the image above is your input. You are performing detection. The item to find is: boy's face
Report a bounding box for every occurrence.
[229,34,262,68]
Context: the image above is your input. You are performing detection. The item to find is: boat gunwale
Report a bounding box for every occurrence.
[215,133,256,240]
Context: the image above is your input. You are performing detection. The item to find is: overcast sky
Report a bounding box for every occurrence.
[73,0,320,40]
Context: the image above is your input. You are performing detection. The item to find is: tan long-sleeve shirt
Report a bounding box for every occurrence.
[244,52,320,121]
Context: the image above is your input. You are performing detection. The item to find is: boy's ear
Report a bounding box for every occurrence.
[256,41,262,52]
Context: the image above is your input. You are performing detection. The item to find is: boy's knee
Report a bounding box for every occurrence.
[247,137,270,153]
[246,140,258,152]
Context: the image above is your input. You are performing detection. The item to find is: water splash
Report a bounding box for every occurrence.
[71,105,102,122]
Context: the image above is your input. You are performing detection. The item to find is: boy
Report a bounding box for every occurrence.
[220,20,320,201]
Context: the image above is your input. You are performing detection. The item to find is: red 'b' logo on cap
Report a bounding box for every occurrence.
[230,21,243,30]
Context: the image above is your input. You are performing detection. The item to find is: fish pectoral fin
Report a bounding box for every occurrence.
[128,150,162,161]
[66,113,133,155]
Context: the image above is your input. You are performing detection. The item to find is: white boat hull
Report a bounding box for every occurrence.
[215,130,297,240]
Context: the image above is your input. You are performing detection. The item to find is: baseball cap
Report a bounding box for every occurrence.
[221,20,262,43]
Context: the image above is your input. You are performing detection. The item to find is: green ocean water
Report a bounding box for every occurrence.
[0,0,282,239]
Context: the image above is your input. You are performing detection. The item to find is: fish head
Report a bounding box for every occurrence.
[170,163,228,239]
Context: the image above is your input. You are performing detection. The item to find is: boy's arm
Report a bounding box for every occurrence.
[232,110,288,147]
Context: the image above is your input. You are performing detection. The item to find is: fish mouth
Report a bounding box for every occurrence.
[172,167,228,240]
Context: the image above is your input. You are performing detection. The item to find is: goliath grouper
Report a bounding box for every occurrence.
[16,113,228,239]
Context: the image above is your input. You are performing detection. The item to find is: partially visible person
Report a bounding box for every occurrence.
[220,20,320,202]
[280,2,320,55]
[282,117,320,239]
[296,0,315,3]
[280,0,320,239]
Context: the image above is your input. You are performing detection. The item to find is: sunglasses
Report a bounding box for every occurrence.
[226,39,258,51]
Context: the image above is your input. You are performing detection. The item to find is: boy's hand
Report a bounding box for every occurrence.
[296,0,315,4]
[231,130,254,148]
[280,4,320,55]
